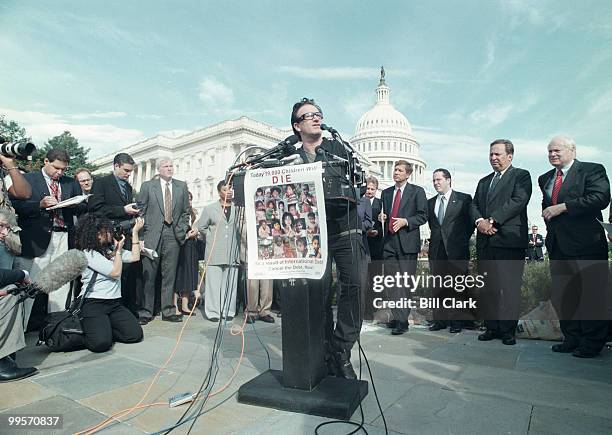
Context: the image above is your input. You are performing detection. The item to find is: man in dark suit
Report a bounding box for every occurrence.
[427,169,474,333]
[138,158,191,324]
[89,153,142,315]
[471,139,532,345]
[379,160,428,335]
[526,226,544,261]
[539,135,610,358]
[364,177,383,261]
[11,148,86,313]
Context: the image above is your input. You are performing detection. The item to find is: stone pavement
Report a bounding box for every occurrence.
[2,314,611,435]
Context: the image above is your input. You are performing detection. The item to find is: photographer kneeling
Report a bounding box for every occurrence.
[75,214,144,353]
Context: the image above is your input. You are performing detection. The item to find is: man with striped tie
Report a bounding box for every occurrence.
[138,158,191,324]
[10,148,86,313]
[540,136,610,358]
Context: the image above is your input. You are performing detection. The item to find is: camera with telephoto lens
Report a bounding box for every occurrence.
[112,202,143,240]
[0,137,36,160]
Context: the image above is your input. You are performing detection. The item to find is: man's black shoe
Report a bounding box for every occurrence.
[428,322,446,332]
[162,314,183,322]
[334,351,357,379]
[477,330,498,341]
[391,321,409,335]
[449,327,462,333]
[0,356,38,383]
[552,343,577,353]
[208,317,219,322]
[387,320,398,329]
[259,314,275,323]
[572,348,598,358]
[139,317,152,325]
[245,315,256,324]
[501,334,516,345]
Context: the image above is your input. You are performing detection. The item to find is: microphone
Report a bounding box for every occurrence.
[10,250,88,300]
[245,135,299,165]
[280,154,303,166]
[314,145,348,163]
[320,124,338,135]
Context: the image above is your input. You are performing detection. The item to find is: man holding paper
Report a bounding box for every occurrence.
[10,148,86,313]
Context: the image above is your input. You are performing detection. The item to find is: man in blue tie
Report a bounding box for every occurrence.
[427,169,474,333]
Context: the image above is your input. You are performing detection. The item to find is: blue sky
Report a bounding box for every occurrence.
[1,0,611,227]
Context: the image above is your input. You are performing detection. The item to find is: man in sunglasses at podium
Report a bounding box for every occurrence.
[291,98,365,379]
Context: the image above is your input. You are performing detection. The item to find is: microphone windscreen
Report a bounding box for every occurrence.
[34,249,89,294]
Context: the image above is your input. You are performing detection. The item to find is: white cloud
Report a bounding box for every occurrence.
[587,88,612,116]
[198,77,234,108]
[278,66,430,82]
[343,91,373,120]
[469,103,515,126]
[478,36,496,74]
[67,111,127,120]
[0,107,144,158]
[468,92,540,127]
[504,0,567,30]
[279,66,379,80]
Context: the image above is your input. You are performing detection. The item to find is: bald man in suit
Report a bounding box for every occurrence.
[540,136,610,358]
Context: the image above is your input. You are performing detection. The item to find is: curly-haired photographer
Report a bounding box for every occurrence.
[75,214,144,352]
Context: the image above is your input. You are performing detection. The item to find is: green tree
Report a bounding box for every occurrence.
[0,114,29,143]
[31,131,96,176]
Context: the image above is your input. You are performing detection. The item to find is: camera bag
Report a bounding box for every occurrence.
[37,271,97,352]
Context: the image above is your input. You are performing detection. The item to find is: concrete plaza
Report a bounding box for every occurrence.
[2,314,611,435]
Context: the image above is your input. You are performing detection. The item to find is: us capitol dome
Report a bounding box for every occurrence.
[351,67,426,190]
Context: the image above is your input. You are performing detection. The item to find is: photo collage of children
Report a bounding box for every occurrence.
[254,182,322,260]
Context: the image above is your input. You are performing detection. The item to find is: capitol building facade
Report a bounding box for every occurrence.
[92,69,427,210]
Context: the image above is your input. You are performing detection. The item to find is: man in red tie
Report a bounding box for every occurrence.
[10,149,86,313]
[539,135,610,358]
[379,160,427,335]
[526,226,544,261]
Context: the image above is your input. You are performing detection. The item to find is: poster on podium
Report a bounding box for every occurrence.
[244,162,327,280]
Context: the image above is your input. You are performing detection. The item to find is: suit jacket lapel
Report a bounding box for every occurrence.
[59,178,70,201]
[399,183,413,211]
[557,160,580,203]
[152,180,164,213]
[443,191,460,223]
[37,172,51,197]
[540,168,556,204]
[111,176,128,205]
[487,166,514,204]
[171,179,179,210]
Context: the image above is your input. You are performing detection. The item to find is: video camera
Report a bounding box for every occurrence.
[0,137,36,160]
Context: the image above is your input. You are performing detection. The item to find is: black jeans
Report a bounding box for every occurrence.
[81,298,143,353]
[310,232,364,354]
